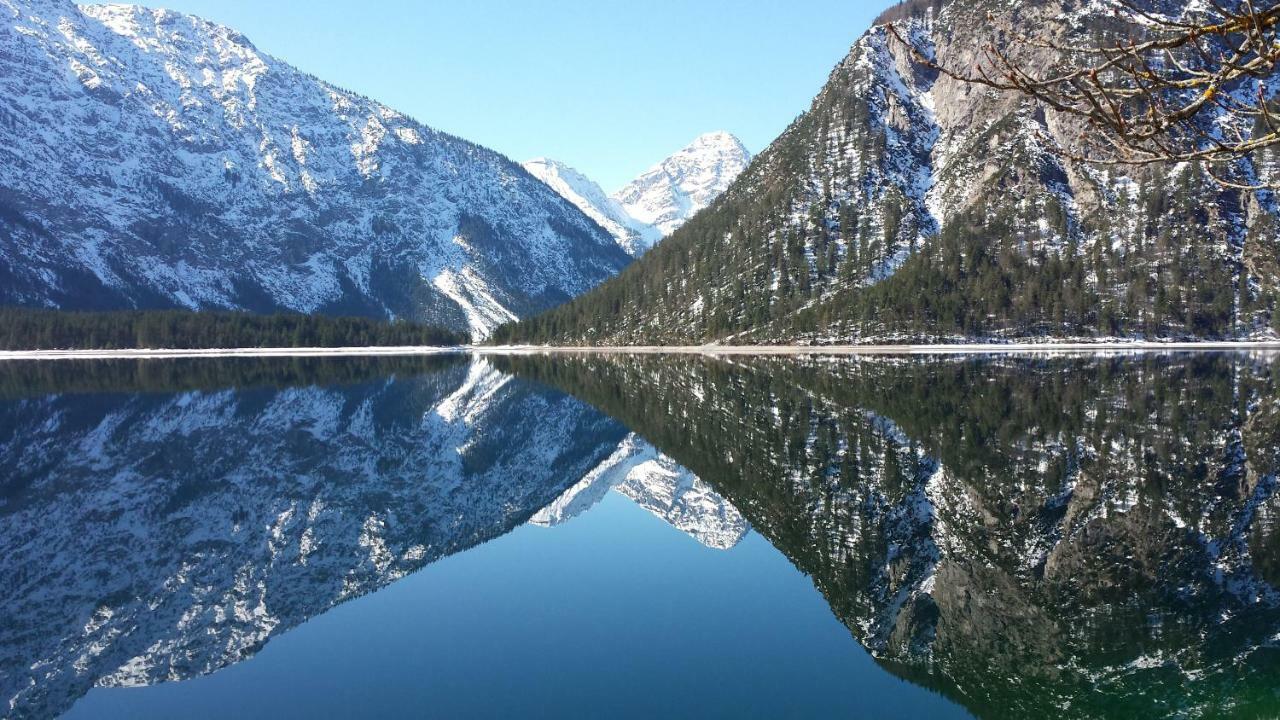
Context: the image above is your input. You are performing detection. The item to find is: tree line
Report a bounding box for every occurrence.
[0,308,468,350]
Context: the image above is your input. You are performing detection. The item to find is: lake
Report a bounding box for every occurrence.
[2,352,1279,719]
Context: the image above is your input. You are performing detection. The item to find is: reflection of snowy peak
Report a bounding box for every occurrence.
[0,359,627,719]
[509,353,1280,720]
[524,132,750,256]
[0,0,630,339]
[530,434,749,550]
[613,132,752,237]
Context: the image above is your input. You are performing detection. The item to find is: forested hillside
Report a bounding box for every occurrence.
[493,0,1279,345]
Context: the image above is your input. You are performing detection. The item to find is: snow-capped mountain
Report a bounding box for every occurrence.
[0,358,629,719]
[613,131,752,238]
[529,434,750,550]
[0,0,631,339]
[522,159,661,257]
[523,132,751,256]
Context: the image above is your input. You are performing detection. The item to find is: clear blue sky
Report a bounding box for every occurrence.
[124,0,891,191]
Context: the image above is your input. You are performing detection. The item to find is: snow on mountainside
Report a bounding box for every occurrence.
[0,0,631,339]
[497,0,1280,346]
[523,158,660,257]
[524,132,751,256]
[529,433,749,550]
[613,131,753,238]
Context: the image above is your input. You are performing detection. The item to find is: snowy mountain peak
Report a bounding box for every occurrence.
[613,131,752,237]
[525,132,750,256]
[522,158,660,257]
[85,4,254,48]
[685,130,750,156]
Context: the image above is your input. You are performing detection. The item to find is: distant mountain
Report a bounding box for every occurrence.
[496,0,1280,345]
[614,131,753,239]
[524,132,751,256]
[522,158,660,256]
[0,0,631,339]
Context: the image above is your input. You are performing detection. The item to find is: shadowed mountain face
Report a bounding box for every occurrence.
[0,357,632,719]
[497,352,1280,719]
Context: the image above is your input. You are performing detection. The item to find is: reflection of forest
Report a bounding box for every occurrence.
[0,354,466,398]
[500,353,1280,719]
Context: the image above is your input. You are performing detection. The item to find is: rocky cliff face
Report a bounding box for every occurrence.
[524,132,752,257]
[498,0,1280,345]
[0,357,629,719]
[502,352,1280,719]
[0,0,631,339]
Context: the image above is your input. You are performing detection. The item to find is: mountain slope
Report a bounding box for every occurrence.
[522,158,660,256]
[0,0,632,339]
[612,131,753,239]
[523,132,751,257]
[495,1,1280,345]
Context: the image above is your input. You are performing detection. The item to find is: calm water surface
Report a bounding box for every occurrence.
[2,352,1278,719]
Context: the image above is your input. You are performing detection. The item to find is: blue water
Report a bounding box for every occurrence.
[18,353,1266,718]
[64,493,967,719]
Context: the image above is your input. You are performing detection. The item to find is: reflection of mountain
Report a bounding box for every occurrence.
[0,358,627,720]
[530,434,749,550]
[499,353,1280,719]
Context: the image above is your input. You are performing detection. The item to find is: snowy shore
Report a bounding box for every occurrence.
[2,341,1278,361]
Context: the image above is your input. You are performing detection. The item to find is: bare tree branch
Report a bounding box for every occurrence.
[887,0,1280,188]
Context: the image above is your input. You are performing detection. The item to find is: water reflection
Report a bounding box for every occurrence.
[2,353,1278,719]
[529,434,750,550]
[0,356,629,719]
[497,352,1280,719]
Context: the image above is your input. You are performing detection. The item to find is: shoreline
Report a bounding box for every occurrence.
[0,341,1277,360]
[477,341,1280,356]
[0,346,467,361]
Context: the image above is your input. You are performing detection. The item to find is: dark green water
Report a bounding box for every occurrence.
[2,352,1278,719]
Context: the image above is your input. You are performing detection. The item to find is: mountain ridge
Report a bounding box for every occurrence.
[522,157,661,257]
[0,0,632,340]
[523,131,751,257]
[494,0,1280,346]
[613,131,754,239]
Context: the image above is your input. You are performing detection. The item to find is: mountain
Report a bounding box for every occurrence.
[613,131,754,240]
[522,158,660,256]
[500,352,1280,719]
[0,0,632,340]
[0,357,630,719]
[495,0,1280,346]
[523,131,752,256]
